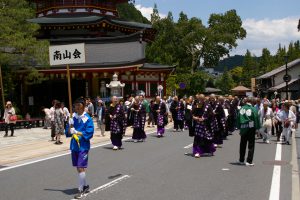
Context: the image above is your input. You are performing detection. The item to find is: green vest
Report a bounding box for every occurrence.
[237,104,260,135]
[143,100,150,113]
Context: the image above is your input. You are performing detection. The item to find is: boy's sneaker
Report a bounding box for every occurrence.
[83,185,90,194]
[74,190,84,199]
[245,162,255,166]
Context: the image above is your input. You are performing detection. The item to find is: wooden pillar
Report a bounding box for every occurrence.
[92,73,99,97]
[163,73,167,97]
[145,82,148,96]
[158,73,161,85]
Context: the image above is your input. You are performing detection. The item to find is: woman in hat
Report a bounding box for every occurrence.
[3,101,17,137]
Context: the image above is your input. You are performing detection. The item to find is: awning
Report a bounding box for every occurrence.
[268,78,299,91]
[204,87,222,93]
[231,85,251,92]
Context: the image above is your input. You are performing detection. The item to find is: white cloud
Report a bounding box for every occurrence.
[231,16,300,56]
[135,4,167,20]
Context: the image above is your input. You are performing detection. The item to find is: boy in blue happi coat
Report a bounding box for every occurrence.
[65,98,94,199]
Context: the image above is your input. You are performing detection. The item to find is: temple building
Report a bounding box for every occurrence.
[23,0,174,108]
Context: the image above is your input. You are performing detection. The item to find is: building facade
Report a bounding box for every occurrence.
[256,59,300,100]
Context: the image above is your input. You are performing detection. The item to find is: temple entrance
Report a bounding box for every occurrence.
[72,79,86,99]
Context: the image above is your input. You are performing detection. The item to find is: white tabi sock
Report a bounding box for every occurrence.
[78,172,86,191]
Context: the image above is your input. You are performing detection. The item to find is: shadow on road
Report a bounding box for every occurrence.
[184,153,214,158]
[229,162,246,166]
[102,146,124,150]
[44,188,78,195]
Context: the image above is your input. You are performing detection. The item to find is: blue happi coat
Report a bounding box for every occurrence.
[65,112,94,152]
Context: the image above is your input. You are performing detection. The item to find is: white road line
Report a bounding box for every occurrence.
[70,175,130,200]
[184,144,193,149]
[222,168,230,171]
[0,130,159,172]
[268,142,282,200]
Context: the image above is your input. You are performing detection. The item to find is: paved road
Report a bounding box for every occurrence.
[0,128,297,200]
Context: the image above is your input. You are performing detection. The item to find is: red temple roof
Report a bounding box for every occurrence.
[29,0,132,18]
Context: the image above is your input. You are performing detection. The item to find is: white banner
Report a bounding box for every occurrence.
[49,43,85,66]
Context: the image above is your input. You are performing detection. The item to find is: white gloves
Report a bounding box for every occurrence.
[69,118,74,125]
[70,128,78,134]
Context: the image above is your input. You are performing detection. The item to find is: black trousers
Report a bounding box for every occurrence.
[5,123,14,136]
[174,119,184,130]
[186,119,194,137]
[239,128,256,164]
[51,121,55,138]
[227,115,235,133]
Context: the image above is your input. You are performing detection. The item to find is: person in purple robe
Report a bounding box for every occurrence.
[109,96,125,150]
[131,97,147,142]
[213,96,227,148]
[225,95,238,135]
[192,94,216,158]
[153,96,167,137]
[170,96,185,132]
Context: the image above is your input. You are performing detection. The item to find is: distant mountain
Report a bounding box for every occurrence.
[214,55,244,72]
[117,3,150,24]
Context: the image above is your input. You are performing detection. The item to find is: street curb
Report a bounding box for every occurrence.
[291,130,300,200]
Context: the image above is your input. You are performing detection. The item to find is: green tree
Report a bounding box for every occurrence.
[147,8,246,74]
[274,44,286,66]
[117,3,150,24]
[185,9,247,73]
[146,8,177,65]
[0,0,48,105]
[150,4,161,24]
[259,48,273,73]
[188,71,208,94]
[229,66,243,85]
[287,41,300,61]
[206,77,215,88]
[241,50,257,87]
[215,70,235,94]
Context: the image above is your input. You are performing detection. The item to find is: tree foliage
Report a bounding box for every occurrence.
[0,0,49,105]
[215,70,235,95]
[117,3,150,24]
[146,7,247,72]
[146,6,246,95]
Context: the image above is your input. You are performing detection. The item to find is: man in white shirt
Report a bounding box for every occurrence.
[258,101,274,144]
[276,102,296,145]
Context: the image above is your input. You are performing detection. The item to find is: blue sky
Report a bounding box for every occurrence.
[134,0,300,56]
